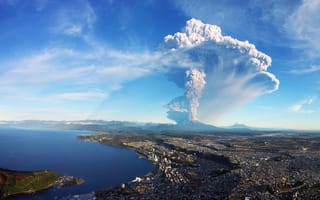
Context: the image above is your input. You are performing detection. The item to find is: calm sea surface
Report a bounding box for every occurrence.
[0,128,154,199]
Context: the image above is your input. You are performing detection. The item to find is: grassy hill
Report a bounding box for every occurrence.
[0,168,61,199]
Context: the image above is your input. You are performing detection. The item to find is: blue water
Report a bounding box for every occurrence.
[0,128,154,199]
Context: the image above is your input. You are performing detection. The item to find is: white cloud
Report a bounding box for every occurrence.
[54,91,108,100]
[53,0,96,36]
[290,97,316,113]
[0,44,160,107]
[97,66,151,84]
[0,48,92,85]
[0,106,91,121]
[290,104,302,112]
[287,0,320,52]
[64,25,83,35]
[289,65,320,74]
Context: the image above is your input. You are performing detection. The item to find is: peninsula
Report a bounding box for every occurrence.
[0,168,84,199]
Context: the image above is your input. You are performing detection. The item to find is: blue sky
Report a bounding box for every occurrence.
[0,0,319,130]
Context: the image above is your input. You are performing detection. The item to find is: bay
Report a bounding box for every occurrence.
[0,128,153,199]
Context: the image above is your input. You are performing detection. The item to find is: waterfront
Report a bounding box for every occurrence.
[0,128,154,199]
[81,132,320,199]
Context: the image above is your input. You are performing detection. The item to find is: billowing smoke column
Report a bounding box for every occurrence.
[185,69,206,121]
[163,19,280,124]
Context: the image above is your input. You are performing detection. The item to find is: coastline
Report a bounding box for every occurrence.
[0,168,84,199]
[79,132,320,199]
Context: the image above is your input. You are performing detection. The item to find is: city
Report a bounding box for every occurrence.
[80,132,320,199]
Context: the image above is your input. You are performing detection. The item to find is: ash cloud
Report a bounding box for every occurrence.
[185,68,206,121]
[162,19,279,124]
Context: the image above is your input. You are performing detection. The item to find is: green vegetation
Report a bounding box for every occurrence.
[0,168,61,198]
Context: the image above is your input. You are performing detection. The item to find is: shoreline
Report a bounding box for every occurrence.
[80,132,320,199]
[0,168,84,199]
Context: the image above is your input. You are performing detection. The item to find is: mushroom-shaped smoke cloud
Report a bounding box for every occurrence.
[163,19,279,124]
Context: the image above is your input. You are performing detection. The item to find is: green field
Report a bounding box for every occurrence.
[0,168,61,198]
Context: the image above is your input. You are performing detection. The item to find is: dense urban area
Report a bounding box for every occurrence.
[79,132,320,200]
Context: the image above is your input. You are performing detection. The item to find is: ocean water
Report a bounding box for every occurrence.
[0,128,153,199]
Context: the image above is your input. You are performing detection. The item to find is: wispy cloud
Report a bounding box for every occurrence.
[0,106,91,121]
[289,65,320,74]
[287,0,320,53]
[52,0,96,37]
[0,48,90,85]
[63,25,83,35]
[0,44,159,105]
[290,97,317,113]
[54,91,108,101]
[1,53,131,86]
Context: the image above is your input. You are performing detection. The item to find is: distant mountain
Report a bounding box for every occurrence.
[0,120,64,129]
[0,120,222,133]
[177,121,222,131]
[2,120,318,134]
[145,120,222,132]
[224,123,252,130]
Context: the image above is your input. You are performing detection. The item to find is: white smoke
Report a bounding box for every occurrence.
[163,19,279,124]
[164,19,272,71]
[185,68,206,121]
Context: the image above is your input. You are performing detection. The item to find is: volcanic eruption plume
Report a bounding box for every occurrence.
[163,19,279,124]
[185,68,206,121]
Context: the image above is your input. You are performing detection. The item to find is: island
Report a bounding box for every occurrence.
[0,168,84,199]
